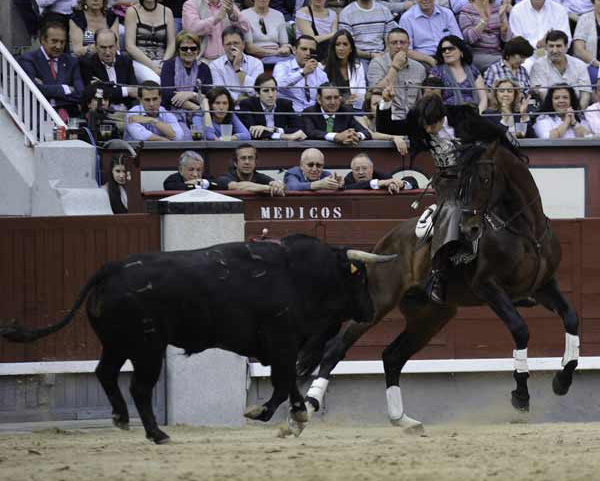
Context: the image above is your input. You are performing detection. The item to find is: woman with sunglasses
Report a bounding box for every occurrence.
[160,30,213,113]
[241,0,292,65]
[193,87,251,140]
[430,35,488,113]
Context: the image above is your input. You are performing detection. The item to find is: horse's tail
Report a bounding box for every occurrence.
[0,261,123,343]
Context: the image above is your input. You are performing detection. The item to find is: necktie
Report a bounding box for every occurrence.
[326,116,334,133]
[304,76,311,103]
[49,59,57,79]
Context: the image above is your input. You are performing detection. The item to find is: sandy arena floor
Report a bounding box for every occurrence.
[2,421,600,481]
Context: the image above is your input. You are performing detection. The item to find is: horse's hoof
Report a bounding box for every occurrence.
[390,414,424,434]
[147,429,170,444]
[287,416,307,438]
[552,372,571,396]
[291,409,309,424]
[511,390,530,412]
[112,415,130,431]
[244,404,269,421]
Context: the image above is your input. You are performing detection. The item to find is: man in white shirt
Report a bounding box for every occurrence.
[509,0,571,54]
[273,35,329,112]
[209,25,264,103]
[530,29,591,107]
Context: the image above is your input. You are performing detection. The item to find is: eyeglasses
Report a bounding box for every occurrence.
[259,18,267,35]
[441,46,457,53]
[180,45,199,52]
[305,162,324,169]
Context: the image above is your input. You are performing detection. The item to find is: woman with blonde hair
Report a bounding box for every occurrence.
[70,0,120,57]
[483,78,532,138]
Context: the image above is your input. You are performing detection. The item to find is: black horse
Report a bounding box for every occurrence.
[294,141,580,433]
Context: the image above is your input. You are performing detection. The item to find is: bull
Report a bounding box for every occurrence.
[0,234,394,444]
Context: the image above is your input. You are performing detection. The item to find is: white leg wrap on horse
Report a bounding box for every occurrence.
[513,348,529,373]
[386,386,404,420]
[562,333,580,366]
[306,377,329,406]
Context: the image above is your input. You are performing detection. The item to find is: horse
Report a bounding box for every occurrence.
[294,141,580,434]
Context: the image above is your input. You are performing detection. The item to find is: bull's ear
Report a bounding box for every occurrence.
[350,263,359,275]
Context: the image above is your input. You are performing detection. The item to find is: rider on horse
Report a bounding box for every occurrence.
[377,88,523,303]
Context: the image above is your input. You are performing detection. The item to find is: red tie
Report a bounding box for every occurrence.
[49,59,57,79]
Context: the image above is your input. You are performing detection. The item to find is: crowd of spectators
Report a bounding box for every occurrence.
[14,0,600,211]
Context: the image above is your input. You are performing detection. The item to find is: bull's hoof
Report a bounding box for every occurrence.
[511,390,530,412]
[244,404,270,421]
[390,414,424,434]
[147,429,170,445]
[553,360,577,396]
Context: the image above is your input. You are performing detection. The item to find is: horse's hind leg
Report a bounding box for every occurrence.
[474,280,531,411]
[96,346,130,430]
[533,278,580,396]
[383,294,456,432]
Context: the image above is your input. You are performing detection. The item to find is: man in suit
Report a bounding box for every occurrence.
[343,153,418,193]
[19,21,84,119]
[238,73,307,141]
[79,29,138,110]
[303,83,371,145]
[163,151,217,191]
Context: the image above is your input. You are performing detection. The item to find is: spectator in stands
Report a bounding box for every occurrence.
[483,78,534,138]
[534,83,592,138]
[399,0,463,70]
[356,89,408,154]
[38,0,78,32]
[367,28,426,121]
[273,35,329,112]
[323,30,366,111]
[238,74,307,140]
[241,0,292,65]
[160,30,213,114]
[530,30,592,108]
[284,148,344,191]
[193,87,251,140]
[343,152,417,192]
[294,0,337,63]
[79,29,138,110]
[102,155,128,213]
[458,0,511,73]
[483,36,534,95]
[19,21,84,121]
[560,0,593,29]
[573,0,600,85]
[584,79,600,134]
[209,25,263,103]
[182,0,249,63]
[268,0,296,21]
[125,80,185,140]
[338,0,397,74]
[161,0,186,33]
[508,0,571,58]
[420,76,444,98]
[216,144,286,195]
[125,0,176,83]
[163,150,217,190]
[80,83,121,140]
[430,36,488,113]
[69,0,120,57]
[303,83,372,144]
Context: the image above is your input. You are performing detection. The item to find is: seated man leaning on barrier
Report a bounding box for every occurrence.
[284,148,344,191]
[216,144,286,196]
[303,83,372,145]
[238,73,307,141]
[125,81,185,141]
[163,150,217,190]
[344,152,419,193]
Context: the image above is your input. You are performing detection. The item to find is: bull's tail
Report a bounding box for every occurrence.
[0,261,123,343]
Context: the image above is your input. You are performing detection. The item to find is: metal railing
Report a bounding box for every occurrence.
[0,40,66,146]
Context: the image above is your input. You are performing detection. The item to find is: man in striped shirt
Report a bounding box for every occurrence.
[338,0,398,77]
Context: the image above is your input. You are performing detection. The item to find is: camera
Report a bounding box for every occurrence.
[309,49,318,61]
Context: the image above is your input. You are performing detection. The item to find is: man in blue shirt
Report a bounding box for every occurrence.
[399,0,463,69]
[284,148,343,191]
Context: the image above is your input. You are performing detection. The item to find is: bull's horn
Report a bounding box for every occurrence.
[346,250,397,264]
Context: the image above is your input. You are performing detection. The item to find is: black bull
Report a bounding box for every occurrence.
[0,234,395,443]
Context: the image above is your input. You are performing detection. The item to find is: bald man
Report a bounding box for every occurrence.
[284,148,343,191]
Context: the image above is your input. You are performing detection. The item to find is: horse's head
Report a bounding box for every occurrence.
[456,141,505,242]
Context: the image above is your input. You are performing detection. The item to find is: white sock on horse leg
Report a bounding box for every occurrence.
[386,386,404,420]
[513,348,529,373]
[562,333,580,366]
[306,378,329,407]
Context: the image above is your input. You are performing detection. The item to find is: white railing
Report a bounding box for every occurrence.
[0,40,66,146]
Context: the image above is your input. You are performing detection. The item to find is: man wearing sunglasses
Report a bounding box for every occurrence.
[80,29,139,110]
[284,148,344,191]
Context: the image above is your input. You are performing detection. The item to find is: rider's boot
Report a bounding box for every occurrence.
[430,269,447,304]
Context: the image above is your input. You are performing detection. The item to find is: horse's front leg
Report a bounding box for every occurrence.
[474,280,531,411]
[533,278,580,396]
